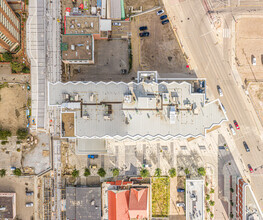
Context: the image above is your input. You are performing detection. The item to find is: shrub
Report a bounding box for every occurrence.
[2,52,13,62]
[16,141,21,144]
[0,129,11,140]
[230,200,234,206]
[16,128,28,140]
[16,148,21,152]
[209,200,215,206]
[154,168,162,177]
[210,213,214,218]
[210,188,215,193]
[205,182,209,186]
[206,194,210,200]
[206,208,210,213]
[0,169,6,177]
[1,141,8,145]
[197,167,206,176]
[140,168,150,178]
[112,168,119,177]
[184,168,190,175]
[97,168,106,177]
[11,62,24,73]
[72,169,79,178]
[230,187,234,193]
[22,66,30,73]
[168,168,176,178]
[84,168,90,177]
[230,212,234,218]
[13,168,22,176]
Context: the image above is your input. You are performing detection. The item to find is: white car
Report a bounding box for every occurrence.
[252,57,256,66]
[112,22,121,26]
[217,85,223,97]
[176,202,185,207]
[26,202,33,207]
[156,9,164,16]
[229,124,236,136]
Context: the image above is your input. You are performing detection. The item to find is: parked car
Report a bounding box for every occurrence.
[176,202,185,207]
[160,15,167,20]
[112,22,121,26]
[243,141,250,152]
[139,26,148,31]
[252,56,256,66]
[25,202,33,207]
[177,188,185,193]
[217,85,223,97]
[221,103,226,114]
[156,9,164,15]
[139,32,150,37]
[26,191,34,196]
[234,120,240,130]
[248,164,254,173]
[229,124,236,136]
[88,155,98,159]
[161,19,169,25]
[89,165,97,169]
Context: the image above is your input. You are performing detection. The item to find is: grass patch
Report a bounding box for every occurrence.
[152,177,170,217]
[0,82,9,89]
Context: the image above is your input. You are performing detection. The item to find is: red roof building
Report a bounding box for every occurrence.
[108,188,149,220]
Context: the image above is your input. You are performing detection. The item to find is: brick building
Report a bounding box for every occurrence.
[236,177,248,220]
[0,0,20,52]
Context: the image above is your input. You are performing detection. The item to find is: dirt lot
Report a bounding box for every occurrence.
[0,176,35,220]
[62,113,75,137]
[0,84,28,134]
[65,40,132,82]
[235,17,263,80]
[124,0,159,15]
[248,82,263,124]
[131,10,191,77]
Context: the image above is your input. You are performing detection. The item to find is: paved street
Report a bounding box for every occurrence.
[163,0,263,208]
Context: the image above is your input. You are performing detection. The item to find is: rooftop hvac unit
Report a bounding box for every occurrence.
[170,106,176,124]
[124,95,132,103]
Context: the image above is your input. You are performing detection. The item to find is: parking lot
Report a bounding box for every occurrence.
[130,9,192,77]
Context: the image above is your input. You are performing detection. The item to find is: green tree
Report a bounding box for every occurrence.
[72,169,79,178]
[0,169,6,177]
[140,168,150,178]
[210,213,214,218]
[206,208,210,213]
[197,167,206,176]
[205,182,209,186]
[16,128,28,140]
[97,168,106,177]
[230,200,234,206]
[154,168,161,177]
[206,194,210,200]
[11,62,24,73]
[112,168,119,177]
[0,129,11,140]
[2,52,13,62]
[209,200,215,206]
[230,187,234,193]
[230,212,234,218]
[84,168,90,177]
[210,188,215,193]
[184,168,190,175]
[13,168,22,176]
[22,66,30,73]
[168,168,176,178]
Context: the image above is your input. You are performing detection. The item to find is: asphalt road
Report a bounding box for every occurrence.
[163,0,263,208]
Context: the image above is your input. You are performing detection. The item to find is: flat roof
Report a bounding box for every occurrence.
[65,16,100,35]
[0,193,16,219]
[62,35,93,62]
[48,81,227,140]
[66,187,101,220]
[186,179,204,220]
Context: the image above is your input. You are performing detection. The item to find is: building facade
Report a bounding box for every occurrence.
[0,0,20,52]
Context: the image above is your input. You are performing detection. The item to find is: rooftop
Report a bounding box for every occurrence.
[0,193,16,219]
[66,187,101,220]
[48,80,227,140]
[61,35,94,64]
[186,179,204,220]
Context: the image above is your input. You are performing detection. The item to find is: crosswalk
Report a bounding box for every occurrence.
[223,28,230,38]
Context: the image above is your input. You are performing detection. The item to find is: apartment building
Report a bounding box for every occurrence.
[0,0,20,52]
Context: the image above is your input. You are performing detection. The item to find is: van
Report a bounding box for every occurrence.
[26,202,33,207]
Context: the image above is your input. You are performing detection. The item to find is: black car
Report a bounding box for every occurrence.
[139,26,148,31]
[139,32,150,37]
[161,19,169,25]
[243,141,250,152]
[160,15,167,20]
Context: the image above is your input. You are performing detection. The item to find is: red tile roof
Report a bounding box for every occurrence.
[108,188,148,220]
[108,190,129,220]
[128,188,148,219]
